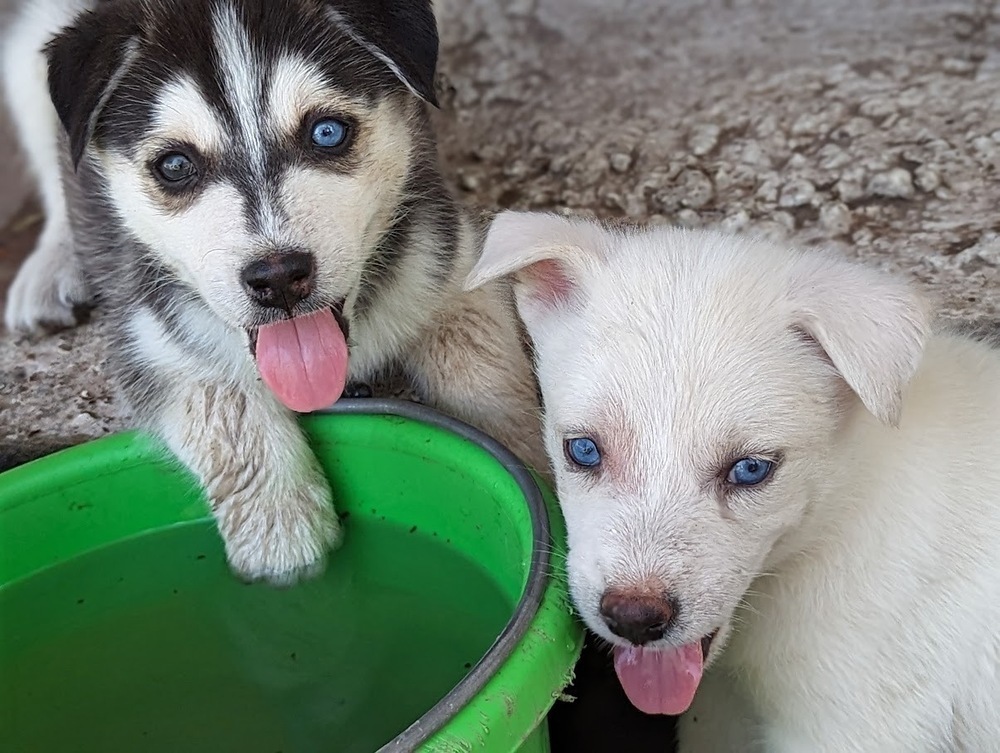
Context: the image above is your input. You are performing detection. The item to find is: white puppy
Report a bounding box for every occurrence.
[466,211,1000,752]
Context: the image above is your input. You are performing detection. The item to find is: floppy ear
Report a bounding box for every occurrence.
[45,7,140,168]
[465,211,604,324]
[789,253,930,427]
[323,0,440,106]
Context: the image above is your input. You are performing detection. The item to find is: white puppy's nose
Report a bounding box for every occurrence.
[599,586,675,646]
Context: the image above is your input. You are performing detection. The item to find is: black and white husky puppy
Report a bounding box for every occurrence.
[2,0,545,584]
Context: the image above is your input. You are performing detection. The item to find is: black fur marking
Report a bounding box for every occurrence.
[353,135,461,322]
[49,0,436,249]
[46,0,435,166]
[45,6,140,167]
[226,155,288,237]
[321,0,440,106]
[354,204,411,320]
[134,254,189,332]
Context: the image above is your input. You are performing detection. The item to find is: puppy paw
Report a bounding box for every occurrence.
[4,234,91,334]
[221,480,343,587]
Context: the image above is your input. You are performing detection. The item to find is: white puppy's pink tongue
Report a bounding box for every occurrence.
[613,643,704,716]
[254,309,348,413]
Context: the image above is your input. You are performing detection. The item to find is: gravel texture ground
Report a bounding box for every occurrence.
[2,0,999,460]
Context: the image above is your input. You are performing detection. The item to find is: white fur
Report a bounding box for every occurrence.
[100,153,264,322]
[158,369,341,586]
[153,75,229,153]
[1,0,91,332]
[212,3,266,171]
[266,54,354,137]
[127,302,340,583]
[468,211,1000,752]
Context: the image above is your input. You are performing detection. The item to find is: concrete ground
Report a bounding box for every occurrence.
[2,0,1000,462]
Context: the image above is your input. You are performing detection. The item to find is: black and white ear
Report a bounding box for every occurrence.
[789,253,930,427]
[465,211,605,326]
[45,7,140,168]
[324,0,440,106]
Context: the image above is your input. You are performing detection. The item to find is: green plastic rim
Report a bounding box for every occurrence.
[0,398,583,752]
[330,400,574,751]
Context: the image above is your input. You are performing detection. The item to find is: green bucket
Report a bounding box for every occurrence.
[0,399,583,752]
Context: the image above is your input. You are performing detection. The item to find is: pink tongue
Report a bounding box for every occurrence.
[254,308,348,413]
[613,643,704,716]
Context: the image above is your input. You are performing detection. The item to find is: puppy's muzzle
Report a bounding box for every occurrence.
[241,249,316,311]
[600,586,677,646]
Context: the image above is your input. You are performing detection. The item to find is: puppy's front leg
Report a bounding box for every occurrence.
[2,58,90,332]
[409,285,549,477]
[158,380,341,586]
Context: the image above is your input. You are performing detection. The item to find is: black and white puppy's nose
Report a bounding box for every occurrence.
[241,250,316,310]
[599,587,676,646]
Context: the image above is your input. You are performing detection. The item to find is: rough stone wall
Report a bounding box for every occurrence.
[2,0,999,463]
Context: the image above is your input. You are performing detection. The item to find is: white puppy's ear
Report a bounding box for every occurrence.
[465,211,604,318]
[789,253,930,427]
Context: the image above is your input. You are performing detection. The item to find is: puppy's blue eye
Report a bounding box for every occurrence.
[155,152,196,183]
[565,437,601,468]
[727,458,773,486]
[310,118,348,149]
